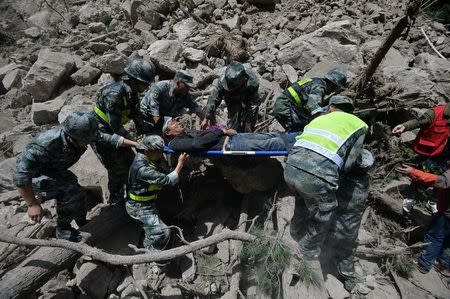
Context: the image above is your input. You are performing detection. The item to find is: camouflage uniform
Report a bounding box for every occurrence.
[140,80,202,132]
[11,127,121,228]
[92,80,146,203]
[204,68,260,131]
[126,152,179,250]
[284,109,368,287]
[271,78,329,132]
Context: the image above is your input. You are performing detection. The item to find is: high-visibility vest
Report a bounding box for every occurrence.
[128,184,162,201]
[94,97,130,126]
[413,105,450,157]
[294,111,368,167]
[286,77,313,107]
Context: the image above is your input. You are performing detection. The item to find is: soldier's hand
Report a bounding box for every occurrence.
[200,119,210,130]
[27,204,43,223]
[392,124,406,135]
[178,153,189,165]
[223,128,237,136]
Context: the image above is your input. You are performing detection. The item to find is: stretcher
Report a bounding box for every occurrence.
[163,146,289,156]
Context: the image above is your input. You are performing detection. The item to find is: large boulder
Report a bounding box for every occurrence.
[75,262,121,299]
[79,3,112,25]
[361,39,409,68]
[92,53,129,75]
[413,53,450,97]
[31,96,67,125]
[277,20,363,71]
[2,69,27,91]
[71,64,101,86]
[173,18,199,41]
[382,66,434,94]
[22,49,76,102]
[145,40,183,73]
[5,89,32,108]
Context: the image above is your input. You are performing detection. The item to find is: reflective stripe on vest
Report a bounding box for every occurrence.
[287,77,313,107]
[128,184,163,202]
[94,94,130,125]
[294,111,368,167]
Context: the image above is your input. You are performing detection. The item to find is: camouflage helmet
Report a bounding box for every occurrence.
[324,68,347,89]
[61,112,99,142]
[328,95,354,113]
[124,59,156,84]
[223,61,248,91]
[136,135,165,151]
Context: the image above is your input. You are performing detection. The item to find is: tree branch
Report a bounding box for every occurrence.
[0,229,256,265]
[356,242,429,257]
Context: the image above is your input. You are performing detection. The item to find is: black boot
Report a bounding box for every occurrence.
[56,225,82,242]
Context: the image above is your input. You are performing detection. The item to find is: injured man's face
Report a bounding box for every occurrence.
[164,120,185,139]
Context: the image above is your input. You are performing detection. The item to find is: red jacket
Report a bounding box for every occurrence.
[413,105,450,157]
[410,169,449,216]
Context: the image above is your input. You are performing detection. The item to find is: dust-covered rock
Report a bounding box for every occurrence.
[92,53,129,75]
[325,274,349,299]
[173,18,200,41]
[31,96,66,125]
[71,64,101,86]
[2,69,27,91]
[76,262,121,299]
[145,40,183,73]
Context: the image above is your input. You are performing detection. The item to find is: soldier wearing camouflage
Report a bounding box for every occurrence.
[284,96,370,291]
[126,135,188,251]
[271,68,347,132]
[202,61,260,132]
[92,59,156,205]
[12,112,125,242]
[140,70,203,133]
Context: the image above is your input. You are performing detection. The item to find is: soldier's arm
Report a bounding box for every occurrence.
[138,154,188,187]
[186,95,204,120]
[204,86,222,120]
[306,85,327,116]
[97,132,137,148]
[242,87,261,131]
[104,93,127,133]
[401,109,434,131]
[141,86,162,125]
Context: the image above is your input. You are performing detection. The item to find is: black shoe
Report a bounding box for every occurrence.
[56,226,82,242]
[75,218,88,227]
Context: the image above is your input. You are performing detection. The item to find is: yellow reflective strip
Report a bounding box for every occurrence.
[297,133,340,152]
[94,105,109,124]
[288,86,302,107]
[148,185,162,191]
[297,77,312,85]
[128,192,156,201]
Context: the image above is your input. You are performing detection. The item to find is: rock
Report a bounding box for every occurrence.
[173,18,199,41]
[275,32,291,46]
[23,27,42,39]
[71,64,101,86]
[355,283,371,295]
[241,21,254,36]
[0,158,16,190]
[31,96,66,125]
[137,4,161,29]
[27,10,51,30]
[22,49,75,102]
[93,53,129,75]
[160,285,183,297]
[208,0,227,9]
[282,64,298,83]
[6,89,32,108]
[410,269,450,299]
[366,283,399,299]
[413,53,450,92]
[88,22,107,33]
[391,271,433,299]
[145,40,183,73]
[186,64,215,88]
[218,15,240,31]
[246,0,279,5]
[121,0,141,25]
[400,131,416,143]
[89,42,110,54]
[362,39,409,68]
[325,274,350,299]
[79,3,112,25]
[0,63,19,80]
[116,43,132,55]
[182,47,205,63]
[76,262,121,299]
[2,69,27,90]
[278,20,362,70]
[382,177,411,194]
[297,16,311,31]
[12,134,33,156]
[97,73,116,87]
[365,275,377,290]
[134,20,153,32]
[382,67,434,94]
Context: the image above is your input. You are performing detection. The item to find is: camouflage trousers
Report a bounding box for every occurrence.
[92,141,134,204]
[126,200,170,251]
[270,94,308,132]
[284,164,369,280]
[32,171,87,227]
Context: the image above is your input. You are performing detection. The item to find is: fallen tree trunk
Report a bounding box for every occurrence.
[351,0,422,95]
[0,206,130,299]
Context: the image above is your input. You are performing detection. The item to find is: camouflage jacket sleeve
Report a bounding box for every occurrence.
[306,84,327,115]
[242,86,261,124]
[140,85,162,118]
[97,132,124,148]
[402,109,434,131]
[342,127,367,173]
[104,92,127,133]
[204,85,223,120]
[12,145,48,186]
[138,165,179,187]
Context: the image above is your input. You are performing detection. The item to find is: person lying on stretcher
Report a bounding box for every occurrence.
[162,119,296,152]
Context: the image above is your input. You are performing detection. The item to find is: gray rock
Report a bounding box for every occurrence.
[31,96,66,125]
[71,64,101,86]
[6,89,32,108]
[246,0,279,5]
[79,3,112,24]
[24,27,42,39]
[2,69,27,90]
[22,48,75,102]
[241,21,254,36]
[116,43,132,55]
[0,158,16,190]
[93,53,129,75]
[278,20,362,70]
[88,22,107,33]
[160,285,183,297]
[76,262,121,299]
[145,40,183,73]
[218,15,240,31]
[134,20,152,32]
[362,39,409,68]
[275,32,291,47]
[186,64,214,88]
[137,4,161,29]
[27,10,51,30]
[173,18,199,41]
[400,131,416,143]
[382,67,434,94]
[366,283,399,299]
[208,0,227,9]
[89,42,110,54]
[325,274,350,299]
[282,64,298,83]
[0,63,19,80]
[414,52,450,82]
[410,269,450,299]
[297,16,311,31]
[12,134,33,156]
[182,47,205,63]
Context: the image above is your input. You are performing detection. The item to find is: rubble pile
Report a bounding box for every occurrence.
[0,0,449,298]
